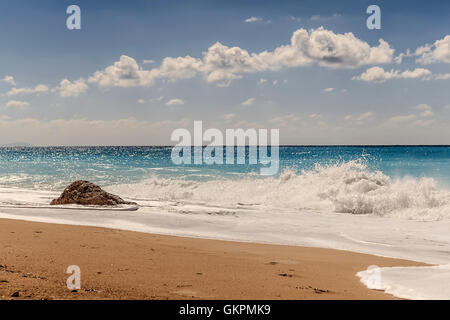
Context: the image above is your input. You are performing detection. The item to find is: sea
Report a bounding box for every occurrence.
[0,146,449,299]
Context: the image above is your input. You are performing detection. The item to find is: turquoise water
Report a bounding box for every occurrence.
[1,146,450,190]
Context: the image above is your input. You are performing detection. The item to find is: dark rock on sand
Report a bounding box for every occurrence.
[50,180,136,206]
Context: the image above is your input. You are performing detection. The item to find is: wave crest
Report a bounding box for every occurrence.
[107,160,450,220]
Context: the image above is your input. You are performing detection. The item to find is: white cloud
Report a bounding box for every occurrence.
[6,100,30,109]
[88,55,157,87]
[309,113,321,119]
[353,66,432,83]
[415,35,450,64]
[223,113,237,122]
[88,27,394,88]
[244,17,262,23]
[269,114,301,126]
[241,97,256,106]
[358,112,374,121]
[400,68,433,79]
[323,87,334,92]
[345,112,374,124]
[385,105,435,126]
[387,114,417,124]
[414,104,434,117]
[6,84,49,96]
[89,54,204,87]
[412,119,436,127]
[385,114,435,128]
[53,79,88,97]
[137,99,146,104]
[165,98,184,106]
[2,76,16,86]
[310,13,341,21]
[142,59,155,64]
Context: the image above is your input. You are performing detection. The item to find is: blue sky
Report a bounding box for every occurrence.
[1,0,450,145]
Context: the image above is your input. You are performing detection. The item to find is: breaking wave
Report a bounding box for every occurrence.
[107,160,450,221]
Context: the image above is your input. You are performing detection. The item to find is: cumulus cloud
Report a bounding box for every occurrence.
[6,100,30,109]
[53,79,88,97]
[88,55,156,87]
[323,87,334,92]
[88,27,395,88]
[241,97,256,106]
[387,114,417,124]
[2,76,16,86]
[165,98,184,106]
[88,54,204,87]
[6,84,49,96]
[223,113,237,123]
[353,66,432,83]
[414,104,434,117]
[415,35,450,64]
[386,104,436,127]
[344,112,374,124]
[244,17,262,23]
[269,114,301,126]
[310,13,341,21]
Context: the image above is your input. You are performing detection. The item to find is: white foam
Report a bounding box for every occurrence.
[106,161,450,221]
[357,265,450,300]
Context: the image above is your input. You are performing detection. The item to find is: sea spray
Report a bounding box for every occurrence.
[106,160,450,221]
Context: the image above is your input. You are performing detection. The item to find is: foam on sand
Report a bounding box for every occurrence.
[357,265,450,300]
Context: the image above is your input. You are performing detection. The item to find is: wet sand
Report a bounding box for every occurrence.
[0,218,426,300]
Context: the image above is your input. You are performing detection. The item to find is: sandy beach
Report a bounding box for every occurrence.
[0,218,427,300]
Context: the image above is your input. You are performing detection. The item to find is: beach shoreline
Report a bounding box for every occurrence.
[0,218,427,300]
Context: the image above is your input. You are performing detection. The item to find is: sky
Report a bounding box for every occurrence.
[1,0,450,145]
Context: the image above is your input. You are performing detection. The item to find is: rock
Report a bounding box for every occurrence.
[50,180,136,206]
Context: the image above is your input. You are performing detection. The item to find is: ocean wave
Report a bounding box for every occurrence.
[106,160,450,221]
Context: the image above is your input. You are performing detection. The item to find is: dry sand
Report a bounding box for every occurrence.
[0,218,426,300]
